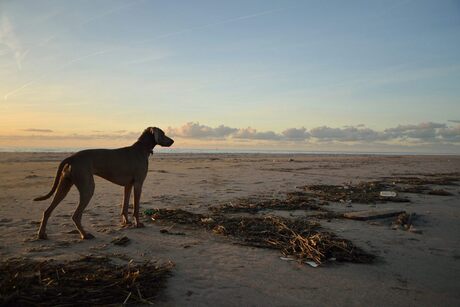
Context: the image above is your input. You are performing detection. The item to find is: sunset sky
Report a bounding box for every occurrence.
[1,0,459,153]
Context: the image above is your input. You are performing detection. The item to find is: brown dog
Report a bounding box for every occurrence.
[34,127,174,240]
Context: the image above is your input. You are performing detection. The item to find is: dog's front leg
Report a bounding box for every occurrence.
[133,183,144,228]
[121,184,132,226]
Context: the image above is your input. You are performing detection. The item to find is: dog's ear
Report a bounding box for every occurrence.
[150,127,160,144]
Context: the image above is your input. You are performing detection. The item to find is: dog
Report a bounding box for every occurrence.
[34,127,174,240]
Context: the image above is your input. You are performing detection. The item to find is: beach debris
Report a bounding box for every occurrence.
[300,174,460,203]
[385,173,459,195]
[306,261,319,268]
[380,191,397,197]
[201,217,214,223]
[343,209,406,221]
[0,255,174,306]
[280,257,295,261]
[300,182,410,204]
[147,208,374,265]
[388,174,459,186]
[392,212,420,233]
[210,191,328,213]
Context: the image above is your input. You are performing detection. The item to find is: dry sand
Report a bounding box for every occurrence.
[1,152,460,306]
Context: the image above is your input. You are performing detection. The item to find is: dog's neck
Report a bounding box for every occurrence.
[133,130,157,156]
[132,140,156,156]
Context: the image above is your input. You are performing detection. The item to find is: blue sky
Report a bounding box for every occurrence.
[1,0,459,152]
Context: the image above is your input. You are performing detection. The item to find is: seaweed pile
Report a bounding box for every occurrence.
[147,209,374,265]
[210,191,328,214]
[212,174,458,214]
[0,256,174,306]
[389,174,459,186]
[384,173,459,195]
[301,182,410,203]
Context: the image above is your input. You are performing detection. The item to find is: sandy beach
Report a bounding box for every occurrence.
[1,152,460,306]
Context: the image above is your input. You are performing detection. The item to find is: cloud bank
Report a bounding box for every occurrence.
[2,122,460,153]
[164,121,460,145]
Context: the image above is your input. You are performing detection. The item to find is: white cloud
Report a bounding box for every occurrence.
[438,124,460,142]
[282,127,310,140]
[233,127,282,140]
[3,122,460,148]
[310,126,384,142]
[166,122,237,139]
[384,122,447,140]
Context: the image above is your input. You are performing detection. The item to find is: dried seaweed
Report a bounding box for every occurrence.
[146,209,374,265]
[301,182,410,204]
[387,174,459,195]
[388,176,459,186]
[0,256,174,306]
[210,191,329,213]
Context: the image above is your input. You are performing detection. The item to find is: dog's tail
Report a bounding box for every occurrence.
[34,157,72,201]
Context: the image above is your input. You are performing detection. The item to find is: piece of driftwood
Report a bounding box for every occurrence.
[343,209,406,221]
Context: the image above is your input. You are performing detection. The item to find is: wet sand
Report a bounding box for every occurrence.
[1,152,459,306]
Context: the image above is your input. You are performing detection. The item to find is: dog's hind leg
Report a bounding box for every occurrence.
[121,183,132,226]
[72,175,95,240]
[37,167,73,239]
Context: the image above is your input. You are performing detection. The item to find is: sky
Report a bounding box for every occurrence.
[0,0,459,153]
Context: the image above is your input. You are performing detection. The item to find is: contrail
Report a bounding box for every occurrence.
[152,8,284,40]
[3,7,286,101]
[4,49,111,100]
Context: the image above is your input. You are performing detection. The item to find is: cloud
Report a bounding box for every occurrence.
[438,124,460,142]
[166,121,460,145]
[3,122,460,149]
[310,126,384,142]
[383,122,446,140]
[22,128,54,133]
[166,122,237,139]
[233,127,282,140]
[282,127,310,140]
[448,120,460,124]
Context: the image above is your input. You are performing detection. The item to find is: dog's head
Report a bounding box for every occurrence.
[149,127,174,147]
